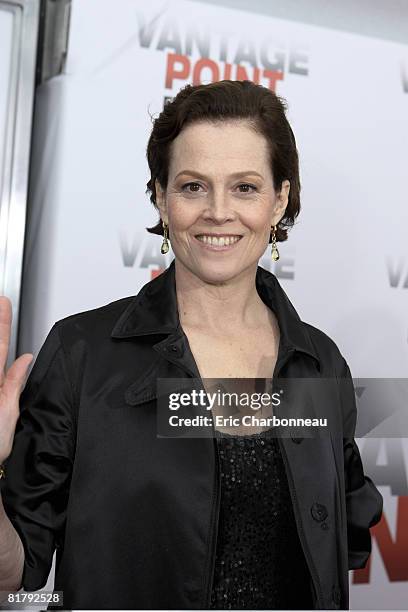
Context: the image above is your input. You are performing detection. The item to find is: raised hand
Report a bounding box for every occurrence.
[0,296,33,465]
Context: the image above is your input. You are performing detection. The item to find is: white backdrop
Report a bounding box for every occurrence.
[19,0,408,608]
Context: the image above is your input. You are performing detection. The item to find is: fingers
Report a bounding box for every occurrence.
[0,296,12,383]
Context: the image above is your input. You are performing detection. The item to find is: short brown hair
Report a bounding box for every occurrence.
[145,79,301,243]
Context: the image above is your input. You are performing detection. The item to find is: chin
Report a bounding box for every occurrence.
[193,259,250,285]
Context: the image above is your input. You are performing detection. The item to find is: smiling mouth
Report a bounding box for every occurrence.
[194,234,242,247]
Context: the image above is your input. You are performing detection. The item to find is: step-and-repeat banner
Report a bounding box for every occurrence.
[19,0,408,607]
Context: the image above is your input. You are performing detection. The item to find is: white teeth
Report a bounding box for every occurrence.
[196,235,241,246]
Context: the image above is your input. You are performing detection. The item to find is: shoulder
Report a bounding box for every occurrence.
[265,268,349,376]
[302,321,349,377]
[51,295,136,348]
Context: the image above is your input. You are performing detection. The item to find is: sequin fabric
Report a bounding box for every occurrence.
[209,428,314,610]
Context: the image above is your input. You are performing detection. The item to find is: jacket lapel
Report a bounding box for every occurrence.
[111,259,321,406]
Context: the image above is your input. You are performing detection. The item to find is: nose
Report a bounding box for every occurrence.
[201,188,236,224]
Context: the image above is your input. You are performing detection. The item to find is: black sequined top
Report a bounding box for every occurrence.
[209,428,314,610]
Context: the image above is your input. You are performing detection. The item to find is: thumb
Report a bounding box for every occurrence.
[4,353,34,399]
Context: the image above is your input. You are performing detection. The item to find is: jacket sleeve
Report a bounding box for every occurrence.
[0,323,76,592]
[338,357,383,570]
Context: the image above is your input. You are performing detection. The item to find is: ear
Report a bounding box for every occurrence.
[271,180,290,227]
[155,179,169,224]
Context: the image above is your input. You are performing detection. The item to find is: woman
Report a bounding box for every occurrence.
[0,80,382,610]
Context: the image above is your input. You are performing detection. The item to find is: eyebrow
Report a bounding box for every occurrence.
[174,170,264,180]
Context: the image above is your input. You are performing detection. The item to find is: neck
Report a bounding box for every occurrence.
[174,259,272,335]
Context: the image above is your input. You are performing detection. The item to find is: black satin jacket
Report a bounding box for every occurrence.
[1,259,383,610]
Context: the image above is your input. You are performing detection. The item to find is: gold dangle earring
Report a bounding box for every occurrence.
[161,221,170,254]
[271,225,279,261]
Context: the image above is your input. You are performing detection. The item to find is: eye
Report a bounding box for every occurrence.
[237,183,257,193]
[181,182,203,192]
[180,182,257,194]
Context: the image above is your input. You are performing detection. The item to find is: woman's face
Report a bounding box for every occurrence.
[155,120,290,284]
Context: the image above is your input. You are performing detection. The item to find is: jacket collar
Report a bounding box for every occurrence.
[111,259,320,369]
